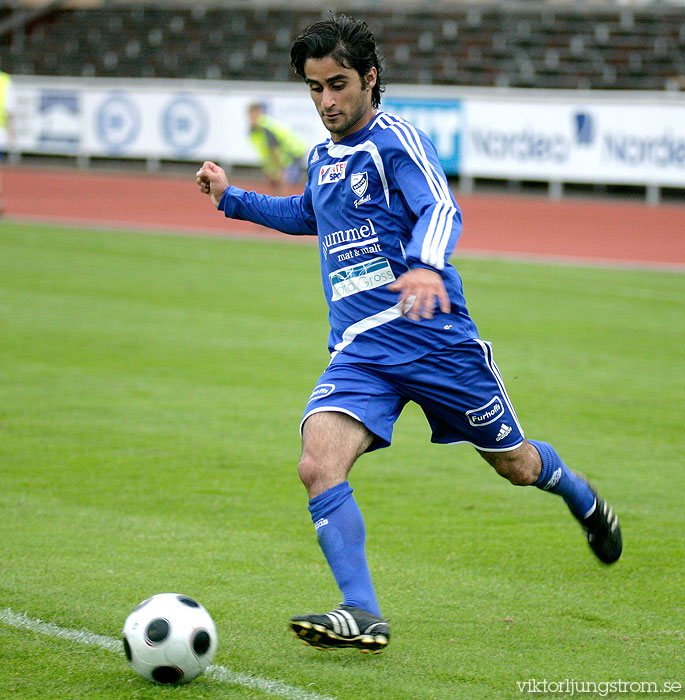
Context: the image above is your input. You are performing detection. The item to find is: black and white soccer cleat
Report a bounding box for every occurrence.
[289,605,390,653]
[581,493,622,564]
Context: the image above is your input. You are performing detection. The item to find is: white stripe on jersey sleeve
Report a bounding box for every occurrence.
[383,114,452,201]
[428,201,456,269]
[376,113,444,202]
[375,113,458,270]
[421,200,447,266]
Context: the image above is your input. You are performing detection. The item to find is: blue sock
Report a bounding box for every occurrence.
[529,440,596,520]
[308,481,381,618]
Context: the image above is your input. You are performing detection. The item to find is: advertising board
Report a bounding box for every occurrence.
[463,98,685,186]
[11,76,685,191]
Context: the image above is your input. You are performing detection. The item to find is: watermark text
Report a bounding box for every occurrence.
[517,679,681,697]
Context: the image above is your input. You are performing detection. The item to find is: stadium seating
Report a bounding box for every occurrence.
[0,4,683,90]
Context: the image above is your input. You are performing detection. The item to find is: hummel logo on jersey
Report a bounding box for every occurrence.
[496,424,512,441]
[322,218,380,259]
[319,161,347,185]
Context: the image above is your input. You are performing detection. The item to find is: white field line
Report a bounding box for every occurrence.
[0,607,336,700]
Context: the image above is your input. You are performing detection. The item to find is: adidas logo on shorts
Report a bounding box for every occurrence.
[496,423,512,442]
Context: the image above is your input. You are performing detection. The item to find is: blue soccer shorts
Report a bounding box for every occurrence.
[301,339,525,452]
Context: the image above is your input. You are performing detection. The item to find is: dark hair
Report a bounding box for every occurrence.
[290,14,385,108]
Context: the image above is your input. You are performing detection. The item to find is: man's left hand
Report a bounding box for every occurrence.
[388,268,451,321]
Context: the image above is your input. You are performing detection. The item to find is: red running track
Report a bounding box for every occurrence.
[4,167,684,269]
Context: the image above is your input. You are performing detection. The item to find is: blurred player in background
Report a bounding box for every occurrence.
[197,15,622,653]
[0,69,16,214]
[248,102,307,195]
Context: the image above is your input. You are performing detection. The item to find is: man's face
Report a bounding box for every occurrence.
[248,106,261,129]
[304,55,377,142]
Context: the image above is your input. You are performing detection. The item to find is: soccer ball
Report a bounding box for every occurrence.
[122,593,218,684]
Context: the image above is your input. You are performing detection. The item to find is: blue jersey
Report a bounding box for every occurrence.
[218,111,478,365]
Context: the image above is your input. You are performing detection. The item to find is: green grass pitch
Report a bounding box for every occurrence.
[0,220,682,699]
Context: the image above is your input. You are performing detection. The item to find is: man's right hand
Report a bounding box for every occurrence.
[195,161,229,208]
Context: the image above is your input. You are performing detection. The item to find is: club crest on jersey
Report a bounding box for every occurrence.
[350,172,368,197]
[318,162,347,185]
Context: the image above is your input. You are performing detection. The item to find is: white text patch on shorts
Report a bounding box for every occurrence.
[309,383,336,401]
[466,395,505,427]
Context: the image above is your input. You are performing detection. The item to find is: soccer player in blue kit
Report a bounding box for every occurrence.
[196,15,622,653]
